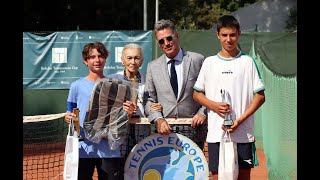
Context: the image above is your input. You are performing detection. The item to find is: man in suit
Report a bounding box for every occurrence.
[143,19,207,140]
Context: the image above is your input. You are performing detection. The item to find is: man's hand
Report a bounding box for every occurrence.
[210,102,230,118]
[191,114,207,128]
[155,118,172,135]
[64,112,75,124]
[221,119,241,133]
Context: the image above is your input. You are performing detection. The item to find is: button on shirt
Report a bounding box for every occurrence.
[166,48,183,98]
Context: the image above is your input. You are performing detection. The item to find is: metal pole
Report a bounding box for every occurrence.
[143,0,147,30]
[155,0,159,23]
[155,0,159,58]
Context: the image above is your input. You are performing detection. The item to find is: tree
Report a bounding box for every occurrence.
[23,0,259,31]
[157,0,258,30]
[286,7,297,32]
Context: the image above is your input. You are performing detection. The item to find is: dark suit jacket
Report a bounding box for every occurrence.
[143,49,207,122]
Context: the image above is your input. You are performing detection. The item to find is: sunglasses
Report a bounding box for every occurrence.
[158,34,175,45]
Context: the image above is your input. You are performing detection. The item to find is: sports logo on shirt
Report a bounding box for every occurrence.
[124,133,209,180]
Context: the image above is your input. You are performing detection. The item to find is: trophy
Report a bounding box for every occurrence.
[131,76,140,118]
[72,108,81,138]
[221,89,233,129]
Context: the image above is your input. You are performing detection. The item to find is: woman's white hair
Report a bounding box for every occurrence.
[122,43,143,60]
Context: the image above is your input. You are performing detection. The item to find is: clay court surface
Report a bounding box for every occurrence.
[250,149,268,180]
[23,148,268,180]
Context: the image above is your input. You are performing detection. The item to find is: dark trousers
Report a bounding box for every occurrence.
[78,158,123,180]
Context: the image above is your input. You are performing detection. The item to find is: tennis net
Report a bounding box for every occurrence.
[23,114,208,180]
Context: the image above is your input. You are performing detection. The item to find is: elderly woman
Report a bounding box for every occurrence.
[108,43,161,117]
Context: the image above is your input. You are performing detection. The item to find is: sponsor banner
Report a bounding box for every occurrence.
[23,31,152,89]
[124,133,209,180]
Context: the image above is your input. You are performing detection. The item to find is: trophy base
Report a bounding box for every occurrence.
[223,120,234,129]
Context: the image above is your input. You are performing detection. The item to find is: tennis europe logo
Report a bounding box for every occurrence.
[124,133,209,180]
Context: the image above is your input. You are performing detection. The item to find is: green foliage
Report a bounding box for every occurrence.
[286,7,297,32]
[157,0,258,30]
[192,3,230,30]
[23,0,260,31]
[219,0,258,11]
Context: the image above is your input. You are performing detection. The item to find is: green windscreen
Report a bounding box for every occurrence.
[251,33,297,179]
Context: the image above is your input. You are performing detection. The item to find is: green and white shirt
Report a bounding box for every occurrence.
[194,51,265,143]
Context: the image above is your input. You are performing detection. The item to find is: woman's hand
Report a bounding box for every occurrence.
[123,100,136,117]
[150,103,162,112]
